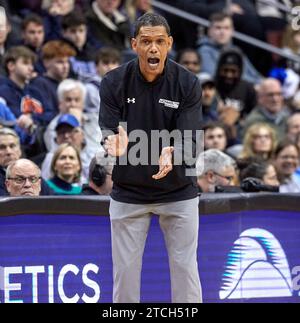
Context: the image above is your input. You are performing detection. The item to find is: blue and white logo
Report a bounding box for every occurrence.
[219,228,293,300]
[0,266,3,291]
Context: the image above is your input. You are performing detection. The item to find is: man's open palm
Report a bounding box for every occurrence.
[152,146,174,180]
[104,126,129,157]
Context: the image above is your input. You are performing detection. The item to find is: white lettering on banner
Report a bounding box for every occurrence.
[4,267,23,303]
[0,264,100,303]
[25,266,45,303]
[58,264,80,303]
[48,265,54,303]
[0,266,3,290]
[292,266,300,292]
[82,264,100,303]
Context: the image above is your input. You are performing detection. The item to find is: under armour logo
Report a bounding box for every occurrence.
[127,98,136,104]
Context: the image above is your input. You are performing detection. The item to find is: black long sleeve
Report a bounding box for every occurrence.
[99,59,202,204]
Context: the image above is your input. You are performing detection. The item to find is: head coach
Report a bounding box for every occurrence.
[99,12,202,303]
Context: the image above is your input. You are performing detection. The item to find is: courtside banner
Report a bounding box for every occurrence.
[1,194,300,303]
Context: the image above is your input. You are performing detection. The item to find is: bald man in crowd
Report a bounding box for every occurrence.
[5,159,42,197]
[244,78,289,140]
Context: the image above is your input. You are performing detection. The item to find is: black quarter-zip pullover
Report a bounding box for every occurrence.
[99,59,202,204]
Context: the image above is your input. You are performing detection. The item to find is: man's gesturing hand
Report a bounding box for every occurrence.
[104,126,129,157]
[152,146,174,180]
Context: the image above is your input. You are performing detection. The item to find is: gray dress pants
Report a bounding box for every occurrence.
[109,196,202,303]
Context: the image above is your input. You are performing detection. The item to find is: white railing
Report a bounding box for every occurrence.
[152,0,300,63]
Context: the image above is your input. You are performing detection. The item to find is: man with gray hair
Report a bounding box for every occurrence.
[43,78,102,159]
[0,127,22,195]
[244,78,289,140]
[43,78,86,151]
[5,159,41,196]
[0,127,53,196]
[196,149,236,192]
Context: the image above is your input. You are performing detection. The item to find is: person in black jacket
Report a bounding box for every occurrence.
[215,47,257,144]
[99,13,202,303]
[85,0,131,50]
[61,9,99,76]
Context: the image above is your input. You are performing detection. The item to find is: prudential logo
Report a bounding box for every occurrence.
[219,228,293,300]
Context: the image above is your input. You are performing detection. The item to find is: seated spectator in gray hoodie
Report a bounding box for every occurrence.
[197,12,262,84]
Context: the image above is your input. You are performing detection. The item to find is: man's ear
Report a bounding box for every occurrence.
[131,38,137,53]
[43,58,50,70]
[7,61,15,74]
[7,22,11,33]
[5,179,10,193]
[206,171,215,184]
[168,36,173,52]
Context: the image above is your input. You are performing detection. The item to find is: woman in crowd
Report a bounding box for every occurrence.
[47,143,82,194]
[239,157,279,187]
[240,123,277,162]
[273,140,300,193]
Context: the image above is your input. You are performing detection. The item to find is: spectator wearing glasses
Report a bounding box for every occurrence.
[43,78,86,152]
[274,140,300,193]
[41,113,89,183]
[5,159,42,197]
[244,78,290,141]
[0,127,54,195]
[43,78,101,161]
[196,148,237,192]
[240,123,277,162]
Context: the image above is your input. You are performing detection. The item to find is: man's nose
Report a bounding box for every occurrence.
[63,131,72,138]
[5,146,13,154]
[23,178,32,187]
[150,43,158,53]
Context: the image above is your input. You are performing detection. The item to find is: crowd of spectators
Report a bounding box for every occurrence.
[1,0,300,196]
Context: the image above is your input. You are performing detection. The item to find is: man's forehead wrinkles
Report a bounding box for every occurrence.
[139,34,167,38]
